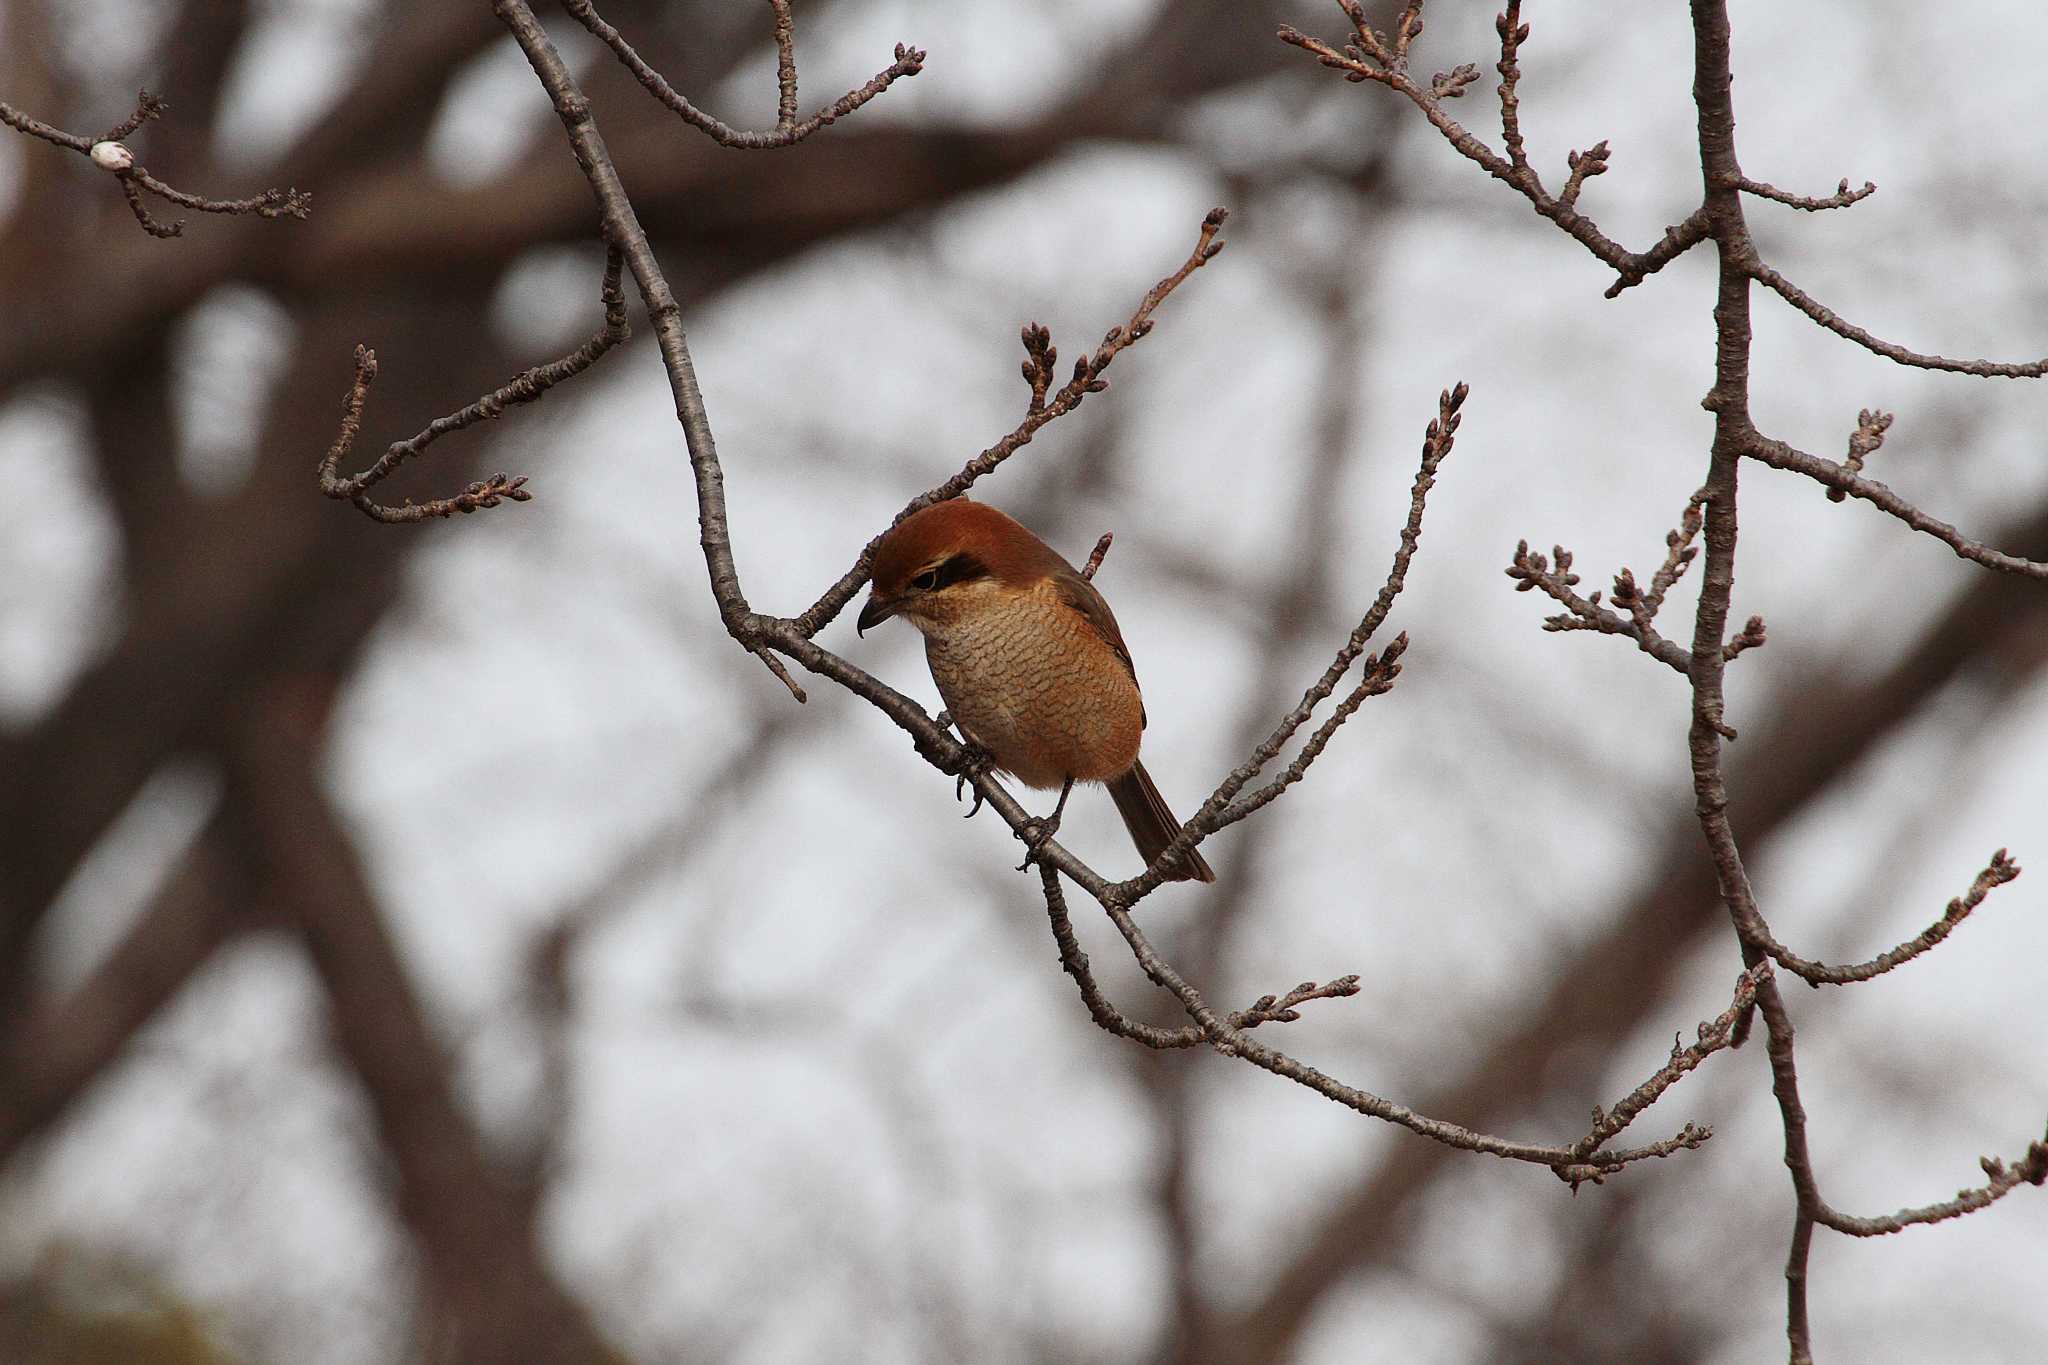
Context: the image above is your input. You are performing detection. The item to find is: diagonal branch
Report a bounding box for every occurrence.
[790,210,1231,641]
[1124,382,1465,898]
[1566,963,1766,1170]
[1750,262,2048,379]
[1743,429,2048,578]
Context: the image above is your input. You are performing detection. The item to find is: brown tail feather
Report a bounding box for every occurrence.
[1106,761,1216,884]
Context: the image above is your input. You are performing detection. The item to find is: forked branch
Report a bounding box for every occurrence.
[1127,383,1466,898]
[1288,6,2048,1353]
[1278,2,1711,298]
[0,90,310,238]
[319,246,628,523]
[1744,428,2048,579]
[562,0,923,149]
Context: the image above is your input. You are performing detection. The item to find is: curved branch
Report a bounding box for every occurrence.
[1751,262,2048,379]
[1813,1129,2048,1236]
[561,0,923,150]
[1737,850,2020,987]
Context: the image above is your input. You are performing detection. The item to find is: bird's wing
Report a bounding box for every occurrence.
[1052,568,1145,726]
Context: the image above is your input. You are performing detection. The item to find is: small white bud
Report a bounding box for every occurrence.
[89,141,134,171]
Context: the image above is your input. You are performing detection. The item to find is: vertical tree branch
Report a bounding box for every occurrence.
[494,1,752,642]
[1687,5,1819,1358]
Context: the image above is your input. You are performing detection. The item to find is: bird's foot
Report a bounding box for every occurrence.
[1014,777,1076,871]
[952,739,996,816]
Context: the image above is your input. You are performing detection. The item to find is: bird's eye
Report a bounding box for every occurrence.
[912,568,941,591]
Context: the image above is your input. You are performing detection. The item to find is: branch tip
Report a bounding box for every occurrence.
[319,247,626,525]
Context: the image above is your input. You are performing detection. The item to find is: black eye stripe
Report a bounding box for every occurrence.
[914,553,990,592]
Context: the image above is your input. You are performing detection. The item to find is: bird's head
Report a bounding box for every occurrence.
[857,498,1062,635]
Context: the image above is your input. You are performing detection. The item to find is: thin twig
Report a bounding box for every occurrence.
[1040,865,1361,1051]
[1567,963,1766,1169]
[0,90,310,238]
[1119,383,1466,900]
[1643,489,1709,619]
[1495,1,1530,171]
[1080,533,1114,581]
[1278,12,1709,298]
[1559,140,1610,209]
[1812,1128,2048,1236]
[1829,407,1892,502]
[1019,322,1056,416]
[1214,637,1405,828]
[1751,262,2048,379]
[769,0,801,133]
[1506,542,1693,678]
[1738,175,1876,212]
[1743,430,2048,579]
[561,0,922,150]
[791,211,1231,640]
[1741,851,2019,988]
[319,246,628,523]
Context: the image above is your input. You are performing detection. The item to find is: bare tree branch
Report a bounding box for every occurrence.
[318,246,628,522]
[1285,2,2048,1357]
[1745,428,2048,577]
[790,211,1232,641]
[561,0,924,149]
[1741,850,2020,987]
[1750,262,2048,378]
[1738,174,1876,212]
[1277,3,1711,298]
[0,89,310,237]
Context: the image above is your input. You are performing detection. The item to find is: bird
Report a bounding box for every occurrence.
[856,498,1216,883]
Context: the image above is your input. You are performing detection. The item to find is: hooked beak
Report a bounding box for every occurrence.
[856,591,904,636]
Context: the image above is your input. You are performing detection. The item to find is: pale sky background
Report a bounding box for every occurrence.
[3,2,2047,1362]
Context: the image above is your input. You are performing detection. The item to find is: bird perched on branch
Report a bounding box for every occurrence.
[858,498,1215,883]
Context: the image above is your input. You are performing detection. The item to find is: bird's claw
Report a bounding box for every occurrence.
[1013,776,1075,872]
[952,740,995,816]
[1013,810,1063,871]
